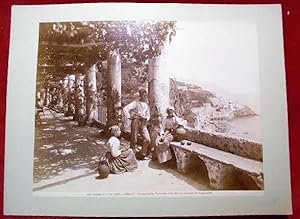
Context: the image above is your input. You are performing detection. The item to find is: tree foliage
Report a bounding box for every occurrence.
[38,21,176,70]
[37,21,177,104]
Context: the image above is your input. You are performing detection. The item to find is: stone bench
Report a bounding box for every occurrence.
[170,141,264,190]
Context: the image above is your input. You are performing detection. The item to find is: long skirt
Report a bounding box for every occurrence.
[153,132,174,164]
[106,148,138,174]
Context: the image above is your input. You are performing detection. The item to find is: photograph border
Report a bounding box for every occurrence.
[4,3,291,216]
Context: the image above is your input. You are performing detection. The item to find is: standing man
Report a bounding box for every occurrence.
[123,88,151,160]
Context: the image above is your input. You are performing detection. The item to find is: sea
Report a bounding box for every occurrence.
[195,81,262,143]
[191,108,262,143]
[227,115,262,143]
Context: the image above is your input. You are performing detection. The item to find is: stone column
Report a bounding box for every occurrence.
[107,49,122,127]
[67,74,75,116]
[56,84,64,111]
[85,64,99,123]
[74,73,85,123]
[62,75,70,116]
[148,41,170,117]
[44,85,51,107]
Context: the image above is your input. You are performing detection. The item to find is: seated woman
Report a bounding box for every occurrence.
[164,107,186,139]
[148,108,187,165]
[98,125,138,179]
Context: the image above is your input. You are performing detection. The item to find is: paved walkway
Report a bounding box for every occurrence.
[33,109,210,195]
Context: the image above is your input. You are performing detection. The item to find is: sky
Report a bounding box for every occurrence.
[167,21,261,113]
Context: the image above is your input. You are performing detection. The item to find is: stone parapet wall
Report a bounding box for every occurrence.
[178,127,262,161]
[99,121,262,161]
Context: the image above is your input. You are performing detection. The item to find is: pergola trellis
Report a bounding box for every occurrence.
[37,21,176,128]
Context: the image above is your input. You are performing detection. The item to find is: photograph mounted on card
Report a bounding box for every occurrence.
[4,2,292,217]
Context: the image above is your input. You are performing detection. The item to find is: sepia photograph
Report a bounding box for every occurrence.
[33,20,263,195]
[4,3,292,217]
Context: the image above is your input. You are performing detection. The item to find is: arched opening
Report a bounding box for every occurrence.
[189,155,210,185]
[233,170,261,190]
[219,168,261,190]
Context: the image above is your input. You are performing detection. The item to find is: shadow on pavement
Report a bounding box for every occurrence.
[148,158,210,191]
[33,110,108,184]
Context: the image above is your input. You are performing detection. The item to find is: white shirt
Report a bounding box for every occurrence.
[123,100,150,121]
[107,136,121,157]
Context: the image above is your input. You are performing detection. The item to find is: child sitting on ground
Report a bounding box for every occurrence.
[98,125,138,179]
